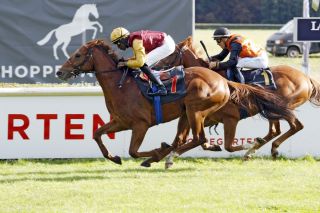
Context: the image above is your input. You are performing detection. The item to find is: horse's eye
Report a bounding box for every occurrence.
[75,53,81,58]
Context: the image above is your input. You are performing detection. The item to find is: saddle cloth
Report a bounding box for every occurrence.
[133,65,187,104]
[240,68,277,90]
[227,68,277,90]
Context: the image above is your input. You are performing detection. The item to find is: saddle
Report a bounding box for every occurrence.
[139,66,176,82]
[235,67,277,120]
[232,67,277,90]
[132,66,187,104]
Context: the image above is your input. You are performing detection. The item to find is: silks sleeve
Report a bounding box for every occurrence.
[126,39,146,69]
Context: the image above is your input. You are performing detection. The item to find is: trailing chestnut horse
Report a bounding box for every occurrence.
[157,37,320,167]
[57,39,294,168]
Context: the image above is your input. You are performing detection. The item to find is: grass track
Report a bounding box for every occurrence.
[0,158,319,212]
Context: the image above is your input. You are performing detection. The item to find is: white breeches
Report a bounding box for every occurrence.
[146,35,176,66]
[237,51,269,69]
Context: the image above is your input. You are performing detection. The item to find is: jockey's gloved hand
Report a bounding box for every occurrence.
[119,57,126,62]
[117,61,127,68]
[209,61,219,69]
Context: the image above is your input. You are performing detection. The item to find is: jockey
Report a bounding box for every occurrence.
[208,27,268,83]
[110,27,176,96]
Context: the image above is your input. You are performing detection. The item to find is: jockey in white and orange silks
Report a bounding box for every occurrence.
[208,27,268,83]
[110,27,175,96]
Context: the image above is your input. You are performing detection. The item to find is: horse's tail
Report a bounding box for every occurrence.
[37,29,56,46]
[227,81,295,121]
[309,77,320,106]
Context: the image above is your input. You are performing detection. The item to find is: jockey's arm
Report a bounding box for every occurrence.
[210,49,229,62]
[126,39,146,69]
[215,42,241,71]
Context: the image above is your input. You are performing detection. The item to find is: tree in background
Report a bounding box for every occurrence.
[196,0,319,23]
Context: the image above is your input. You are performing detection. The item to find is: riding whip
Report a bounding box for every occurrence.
[200,40,211,62]
[118,67,128,88]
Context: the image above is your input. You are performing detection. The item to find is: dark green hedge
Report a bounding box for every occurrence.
[196,0,319,24]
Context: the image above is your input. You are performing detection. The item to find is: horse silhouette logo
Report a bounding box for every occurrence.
[37,4,103,60]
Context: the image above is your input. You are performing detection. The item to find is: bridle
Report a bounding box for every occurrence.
[65,44,119,77]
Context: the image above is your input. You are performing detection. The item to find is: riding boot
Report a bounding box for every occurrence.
[233,67,245,84]
[140,64,167,96]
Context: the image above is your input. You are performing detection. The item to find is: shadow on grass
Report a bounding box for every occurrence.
[0,175,108,183]
[0,167,196,183]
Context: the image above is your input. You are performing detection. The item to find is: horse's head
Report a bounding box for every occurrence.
[156,36,209,69]
[57,40,117,81]
[86,4,99,19]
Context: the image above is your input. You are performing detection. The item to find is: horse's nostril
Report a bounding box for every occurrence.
[56,71,62,76]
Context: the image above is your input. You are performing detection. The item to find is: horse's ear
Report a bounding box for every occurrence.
[187,36,193,42]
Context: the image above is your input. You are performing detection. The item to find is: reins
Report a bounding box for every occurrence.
[67,44,121,77]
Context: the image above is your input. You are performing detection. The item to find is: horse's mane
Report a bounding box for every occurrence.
[178,36,209,67]
[86,39,119,62]
[179,36,206,59]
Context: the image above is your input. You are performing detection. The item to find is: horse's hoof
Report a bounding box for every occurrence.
[165,162,173,169]
[272,150,279,159]
[256,137,267,145]
[212,145,222,151]
[161,142,171,149]
[243,155,252,161]
[141,161,151,168]
[112,156,122,165]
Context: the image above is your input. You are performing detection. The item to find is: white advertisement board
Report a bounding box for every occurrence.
[0,87,319,159]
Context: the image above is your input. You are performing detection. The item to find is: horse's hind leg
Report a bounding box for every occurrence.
[271,118,303,159]
[53,40,64,60]
[174,110,207,156]
[94,119,127,165]
[61,39,71,59]
[259,120,281,146]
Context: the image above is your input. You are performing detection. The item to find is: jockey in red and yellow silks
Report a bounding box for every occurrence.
[110,27,175,96]
[208,27,268,83]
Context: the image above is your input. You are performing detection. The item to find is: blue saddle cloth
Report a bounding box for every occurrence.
[133,66,187,104]
[240,68,277,90]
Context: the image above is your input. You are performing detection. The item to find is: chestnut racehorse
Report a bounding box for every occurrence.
[157,37,320,168]
[57,39,295,167]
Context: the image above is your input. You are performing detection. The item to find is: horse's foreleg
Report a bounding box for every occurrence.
[201,120,222,151]
[93,119,126,165]
[271,118,303,159]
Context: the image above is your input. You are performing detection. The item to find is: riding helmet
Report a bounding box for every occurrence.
[212,27,231,39]
[110,27,130,43]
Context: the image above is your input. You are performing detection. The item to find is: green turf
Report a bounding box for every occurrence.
[0,158,319,212]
